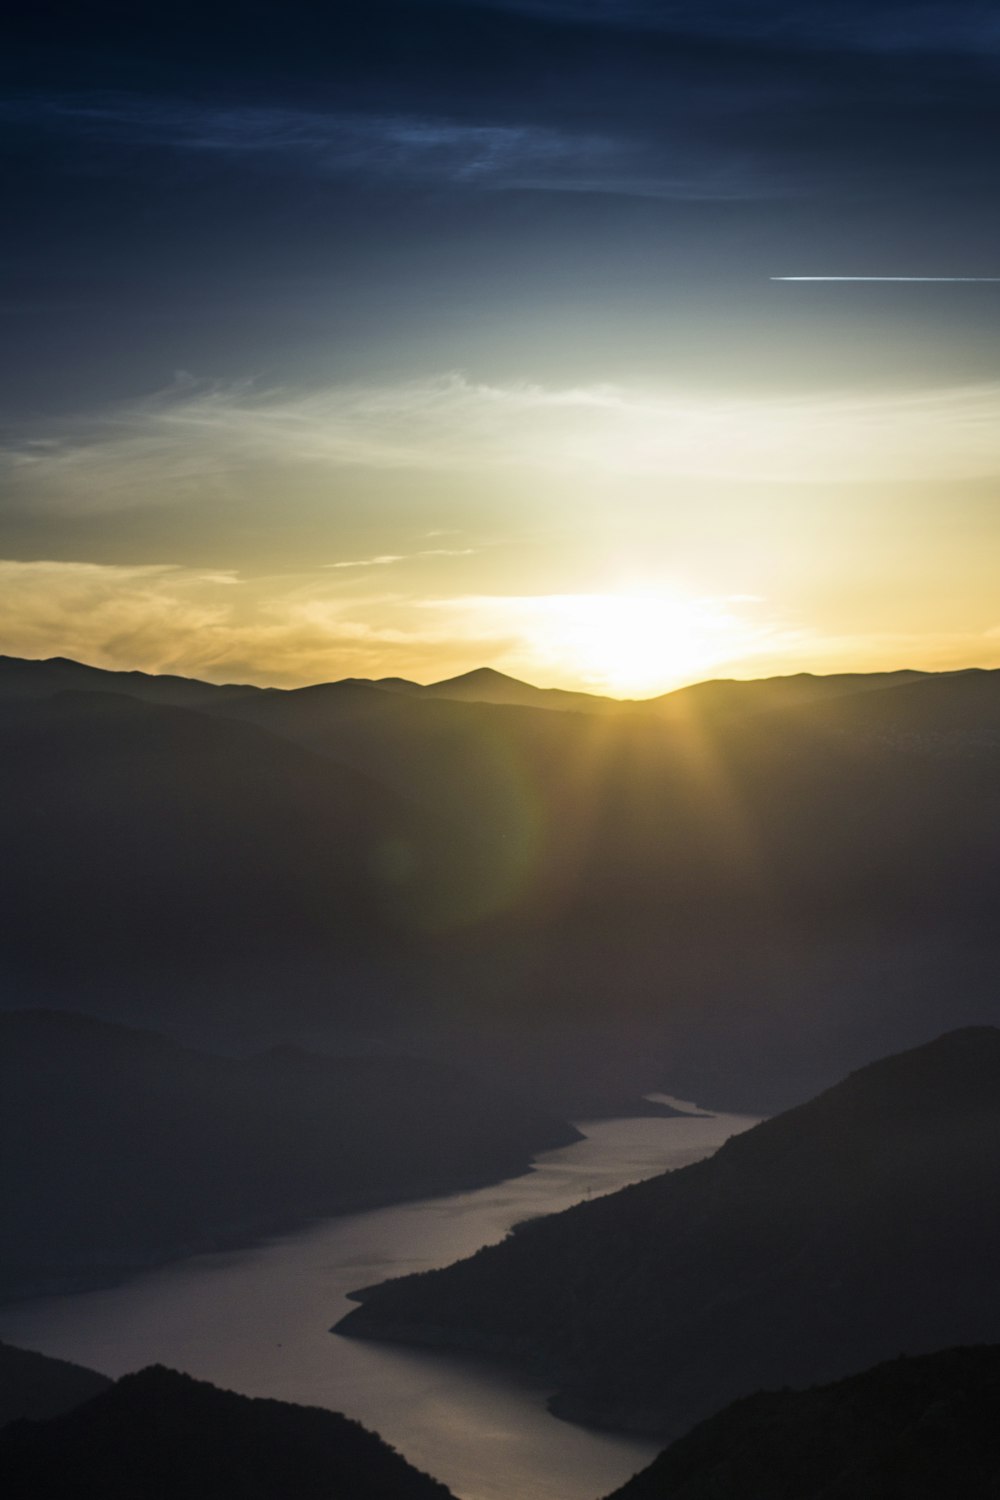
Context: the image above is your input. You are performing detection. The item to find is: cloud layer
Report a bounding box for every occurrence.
[2,92,788,203]
[7,374,1000,521]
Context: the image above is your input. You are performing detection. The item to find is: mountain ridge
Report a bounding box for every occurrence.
[0,1342,111,1429]
[0,1008,578,1302]
[603,1344,1000,1500]
[0,650,966,715]
[0,1364,455,1499]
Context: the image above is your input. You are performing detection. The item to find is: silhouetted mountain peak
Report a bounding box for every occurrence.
[431,666,526,689]
[421,665,619,712]
[107,1364,182,1397]
[0,1365,456,1498]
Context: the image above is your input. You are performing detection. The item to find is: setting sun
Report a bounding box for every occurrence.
[477,589,762,696]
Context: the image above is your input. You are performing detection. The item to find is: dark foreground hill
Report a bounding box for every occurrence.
[605,1345,1000,1500]
[337,1028,1000,1437]
[0,1010,578,1302]
[0,1364,454,1500]
[0,1342,110,1428]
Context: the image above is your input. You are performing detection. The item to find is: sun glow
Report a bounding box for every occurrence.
[504,590,764,696]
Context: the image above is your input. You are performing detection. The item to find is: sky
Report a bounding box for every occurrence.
[4,0,1000,694]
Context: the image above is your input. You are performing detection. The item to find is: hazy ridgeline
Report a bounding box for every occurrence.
[2,656,1000,1112]
[0,1009,577,1302]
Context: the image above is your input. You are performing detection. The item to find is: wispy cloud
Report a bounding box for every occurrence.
[0,560,478,687]
[0,561,235,675]
[7,373,1000,519]
[327,548,476,570]
[327,555,407,570]
[5,95,566,176]
[2,92,782,201]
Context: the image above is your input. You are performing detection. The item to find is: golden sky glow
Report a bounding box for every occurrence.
[8,4,1000,696]
[3,373,1000,692]
[432,590,768,696]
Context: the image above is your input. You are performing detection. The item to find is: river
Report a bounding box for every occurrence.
[0,1098,756,1500]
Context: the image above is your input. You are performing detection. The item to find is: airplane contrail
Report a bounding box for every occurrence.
[772,276,1000,282]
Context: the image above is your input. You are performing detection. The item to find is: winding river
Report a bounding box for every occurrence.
[0,1098,755,1500]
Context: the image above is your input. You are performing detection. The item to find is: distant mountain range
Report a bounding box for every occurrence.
[336,1028,1000,1438]
[0,651,946,716]
[3,654,1000,1111]
[0,1010,577,1302]
[0,1363,454,1499]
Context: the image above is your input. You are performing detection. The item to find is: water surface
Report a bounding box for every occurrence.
[0,1102,755,1500]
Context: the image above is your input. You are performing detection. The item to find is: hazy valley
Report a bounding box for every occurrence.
[3,656,1000,1495]
[4,655,1000,1115]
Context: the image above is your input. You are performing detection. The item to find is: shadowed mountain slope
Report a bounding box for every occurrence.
[0,1343,110,1429]
[336,1029,1000,1438]
[762,665,1000,745]
[648,668,929,725]
[208,664,1000,936]
[604,1345,1000,1500]
[0,1010,578,1302]
[0,689,412,975]
[212,664,1000,1108]
[4,656,1000,1111]
[0,1365,454,1499]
